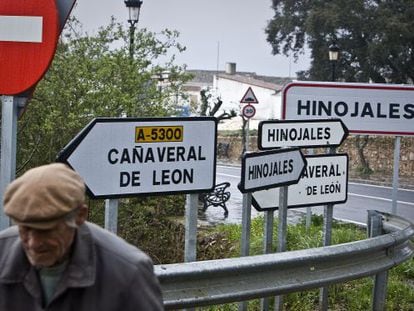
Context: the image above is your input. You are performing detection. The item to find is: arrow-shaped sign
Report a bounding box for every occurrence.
[258,119,349,149]
[251,154,349,211]
[238,148,306,193]
[58,117,217,199]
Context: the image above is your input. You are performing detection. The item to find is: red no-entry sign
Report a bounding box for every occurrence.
[0,0,59,95]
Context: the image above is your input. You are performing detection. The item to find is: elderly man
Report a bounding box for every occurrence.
[0,163,164,310]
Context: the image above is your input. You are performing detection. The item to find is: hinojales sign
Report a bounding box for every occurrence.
[58,117,217,198]
[239,148,306,193]
[282,82,414,136]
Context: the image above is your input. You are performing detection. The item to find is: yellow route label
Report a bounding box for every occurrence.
[135,126,184,143]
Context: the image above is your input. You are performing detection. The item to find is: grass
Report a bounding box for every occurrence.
[197,214,414,310]
[87,196,413,309]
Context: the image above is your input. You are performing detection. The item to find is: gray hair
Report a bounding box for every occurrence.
[63,208,79,229]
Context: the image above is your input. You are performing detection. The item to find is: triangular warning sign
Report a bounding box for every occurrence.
[240,87,259,104]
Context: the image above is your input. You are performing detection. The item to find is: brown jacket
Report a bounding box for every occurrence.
[0,222,164,310]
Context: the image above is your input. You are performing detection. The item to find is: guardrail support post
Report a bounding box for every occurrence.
[368,210,388,311]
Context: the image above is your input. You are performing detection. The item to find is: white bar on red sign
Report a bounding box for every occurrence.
[0,16,43,43]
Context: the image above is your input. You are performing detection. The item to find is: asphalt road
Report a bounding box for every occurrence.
[204,164,414,226]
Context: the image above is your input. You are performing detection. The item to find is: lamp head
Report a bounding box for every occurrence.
[125,0,143,25]
[329,42,340,61]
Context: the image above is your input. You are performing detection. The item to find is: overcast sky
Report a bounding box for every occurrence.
[71,0,310,77]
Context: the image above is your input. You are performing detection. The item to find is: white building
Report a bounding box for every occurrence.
[184,63,291,130]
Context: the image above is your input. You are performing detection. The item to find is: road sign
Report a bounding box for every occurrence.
[239,148,306,193]
[252,154,348,211]
[58,117,217,198]
[240,87,259,104]
[0,0,60,95]
[282,81,414,136]
[242,104,256,119]
[258,119,349,149]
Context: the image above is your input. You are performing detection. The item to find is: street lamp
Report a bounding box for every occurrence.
[124,0,143,58]
[151,71,170,92]
[328,42,339,81]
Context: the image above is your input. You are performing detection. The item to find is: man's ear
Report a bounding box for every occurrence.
[75,204,88,226]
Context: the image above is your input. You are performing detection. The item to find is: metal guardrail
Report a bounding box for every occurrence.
[154,211,414,310]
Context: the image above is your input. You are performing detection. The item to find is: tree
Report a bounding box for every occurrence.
[265,0,414,176]
[16,18,192,172]
[265,0,414,83]
[198,87,237,121]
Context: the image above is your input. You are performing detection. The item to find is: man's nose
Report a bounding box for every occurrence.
[26,231,45,249]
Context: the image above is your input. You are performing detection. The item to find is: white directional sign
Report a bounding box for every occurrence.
[258,119,349,149]
[252,154,348,210]
[58,117,217,198]
[239,148,306,193]
[282,82,414,136]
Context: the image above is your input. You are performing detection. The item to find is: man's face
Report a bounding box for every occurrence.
[18,221,76,268]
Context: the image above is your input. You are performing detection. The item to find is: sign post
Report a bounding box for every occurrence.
[0,97,19,229]
[239,147,305,311]
[239,86,259,311]
[59,117,217,259]
[0,0,77,228]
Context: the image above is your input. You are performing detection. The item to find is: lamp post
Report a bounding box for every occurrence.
[152,71,170,92]
[124,0,142,58]
[328,42,339,82]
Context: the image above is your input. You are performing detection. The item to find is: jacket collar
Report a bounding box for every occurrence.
[0,223,96,289]
[58,223,96,288]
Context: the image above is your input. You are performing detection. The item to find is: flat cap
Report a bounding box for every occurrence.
[3,163,85,229]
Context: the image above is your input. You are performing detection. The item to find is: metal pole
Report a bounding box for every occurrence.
[129,23,135,59]
[391,137,401,215]
[368,210,388,311]
[238,192,251,311]
[104,198,119,234]
[184,193,198,262]
[240,117,251,258]
[264,210,274,253]
[239,121,251,311]
[261,210,274,310]
[319,147,336,310]
[240,193,252,257]
[245,118,250,152]
[0,96,20,230]
[319,203,333,310]
[275,185,288,311]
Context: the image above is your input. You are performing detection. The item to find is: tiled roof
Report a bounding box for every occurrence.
[216,73,287,91]
[186,69,292,90]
